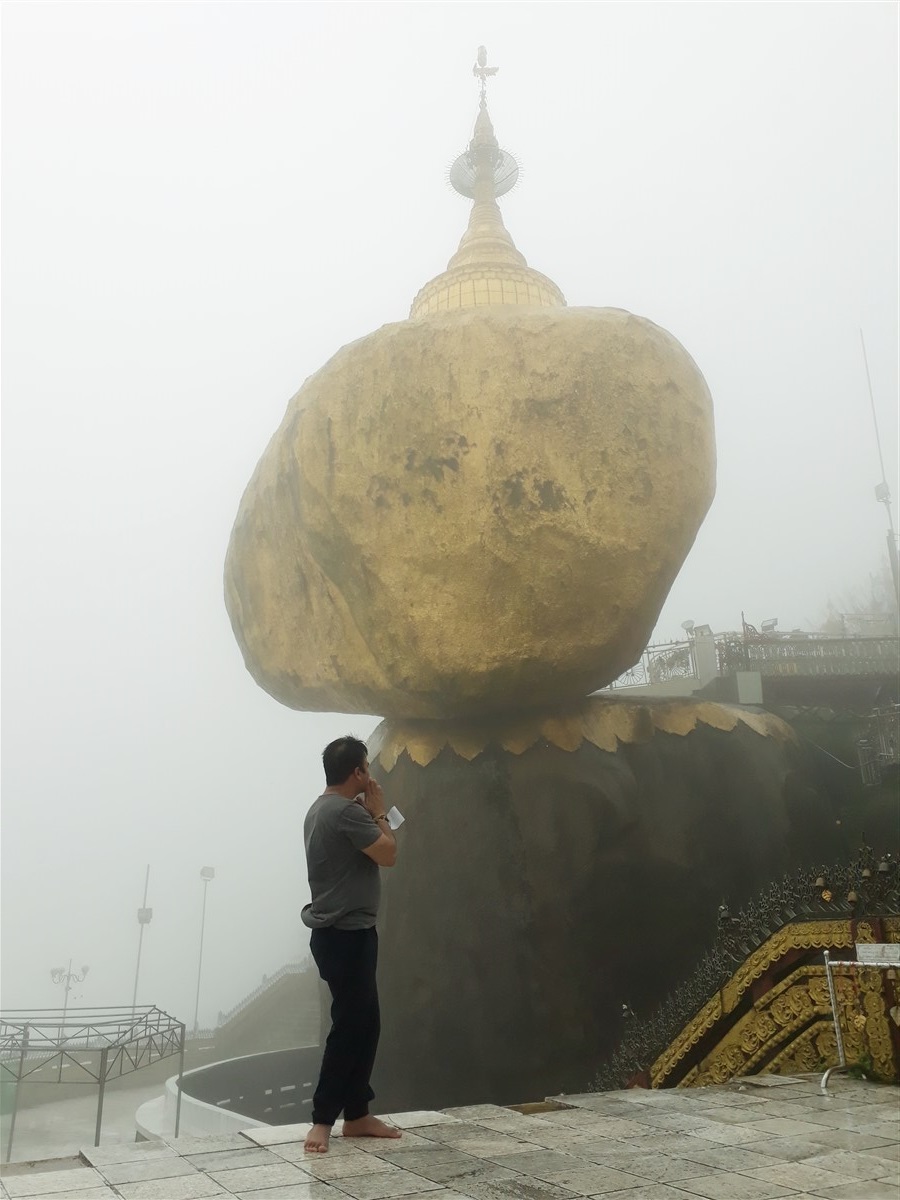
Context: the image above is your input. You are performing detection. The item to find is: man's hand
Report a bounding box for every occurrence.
[361,777,387,821]
[360,776,397,867]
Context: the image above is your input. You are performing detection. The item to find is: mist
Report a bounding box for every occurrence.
[1,2,897,1030]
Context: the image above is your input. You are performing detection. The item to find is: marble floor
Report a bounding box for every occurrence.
[1,1075,897,1200]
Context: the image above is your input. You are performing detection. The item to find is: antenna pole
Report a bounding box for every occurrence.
[861,330,892,516]
[860,330,899,603]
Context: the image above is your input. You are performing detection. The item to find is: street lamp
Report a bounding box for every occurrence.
[50,959,89,1081]
[860,329,900,604]
[131,865,153,1019]
[192,867,215,1039]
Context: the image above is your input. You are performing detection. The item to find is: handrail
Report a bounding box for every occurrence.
[609,633,899,689]
[214,960,309,1029]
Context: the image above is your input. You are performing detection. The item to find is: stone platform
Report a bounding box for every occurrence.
[1,1075,897,1200]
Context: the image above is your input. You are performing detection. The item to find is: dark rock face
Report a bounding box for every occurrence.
[369,715,853,1111]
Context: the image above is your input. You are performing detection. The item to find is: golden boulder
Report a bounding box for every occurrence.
[224,304,715,718]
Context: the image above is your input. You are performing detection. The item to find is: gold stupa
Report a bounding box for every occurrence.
[410,82,565,317]
[224,52,716,719]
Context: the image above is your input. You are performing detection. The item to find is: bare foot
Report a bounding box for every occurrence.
[304,1123,332,1153]
[342,1115,402,1140]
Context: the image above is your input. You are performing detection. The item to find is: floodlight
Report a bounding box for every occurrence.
[200,866,216,880]
[680,620,695,632]
[761,618,778,632]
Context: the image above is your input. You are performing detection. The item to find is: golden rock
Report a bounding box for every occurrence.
[225,67,716,718]
[224,304,715,718]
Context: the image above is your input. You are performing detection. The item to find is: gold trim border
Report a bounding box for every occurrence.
[369,698,794,772]
[651,918,899,1087]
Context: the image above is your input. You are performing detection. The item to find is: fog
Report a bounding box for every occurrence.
[1,3,897,1029]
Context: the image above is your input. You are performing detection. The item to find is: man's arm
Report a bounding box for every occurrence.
[360,779,397,868]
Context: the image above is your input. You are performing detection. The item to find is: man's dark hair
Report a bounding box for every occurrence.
[322,736,368,785]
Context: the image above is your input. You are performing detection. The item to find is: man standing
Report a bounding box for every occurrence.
[301,736,401,1154]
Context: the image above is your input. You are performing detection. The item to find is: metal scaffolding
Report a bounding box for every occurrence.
[0,1005,185,1161]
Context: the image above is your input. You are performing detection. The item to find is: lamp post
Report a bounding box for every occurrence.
[50,959,89,1081]
[192,867,215,1039]
[131,865,153,1020]
[860,329,900,604]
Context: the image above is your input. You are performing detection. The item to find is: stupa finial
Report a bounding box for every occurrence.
[472,45,499,102]
[408,49,566,318]
[449,47,518,207]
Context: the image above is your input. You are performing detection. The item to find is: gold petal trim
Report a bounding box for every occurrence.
[369,697,795,773]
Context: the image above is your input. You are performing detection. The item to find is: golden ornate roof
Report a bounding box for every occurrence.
[410,53,566,319]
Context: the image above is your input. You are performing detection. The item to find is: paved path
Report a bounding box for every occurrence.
[1,1075,897,1199]
[0,1085,164,1164]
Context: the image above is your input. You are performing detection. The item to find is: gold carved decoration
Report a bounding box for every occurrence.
[369,697,794,773]
[651,919,899,1088]
[650,994,722,1085]
[719,920,852,1014]
[858,965,896,1079]
[768,1022,841,1076]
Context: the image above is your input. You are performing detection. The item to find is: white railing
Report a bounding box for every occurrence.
[609,633,899,690]
[215,960,308,1029]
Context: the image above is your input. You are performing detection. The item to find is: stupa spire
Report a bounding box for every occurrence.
[445,84,527,271]
[409,48,565,318]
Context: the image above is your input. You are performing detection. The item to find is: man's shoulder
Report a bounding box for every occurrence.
[305,793,379,846]
[306,793,354,828]
[308,792,338,815]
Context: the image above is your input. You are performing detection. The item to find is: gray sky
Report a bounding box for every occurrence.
[2,2,897,1027]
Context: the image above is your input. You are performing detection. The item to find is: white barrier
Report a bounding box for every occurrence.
[136,1071,266,1141]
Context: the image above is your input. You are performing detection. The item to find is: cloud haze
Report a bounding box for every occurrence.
[2,2,897,1026]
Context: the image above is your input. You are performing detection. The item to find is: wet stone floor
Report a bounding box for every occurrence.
[1,1075,897,1200]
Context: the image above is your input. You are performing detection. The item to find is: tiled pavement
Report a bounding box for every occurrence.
[1,1075,897,1200]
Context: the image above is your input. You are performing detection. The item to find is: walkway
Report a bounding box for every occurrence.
[2,1074,897,1200]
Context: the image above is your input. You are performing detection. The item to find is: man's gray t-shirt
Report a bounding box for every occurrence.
[301,794,382,930]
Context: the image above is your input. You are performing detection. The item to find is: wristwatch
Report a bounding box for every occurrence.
[375,814,390,824]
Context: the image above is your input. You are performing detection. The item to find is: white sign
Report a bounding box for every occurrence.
[856,943,900,964]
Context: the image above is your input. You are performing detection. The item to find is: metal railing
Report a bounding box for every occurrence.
[0,1005,185,1157]
[610,633,899,690]
[609,641,699,689]
[718,635,899,678]
[214,960,309,1030]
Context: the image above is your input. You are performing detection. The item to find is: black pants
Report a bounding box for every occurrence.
[309,926,380,1126]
